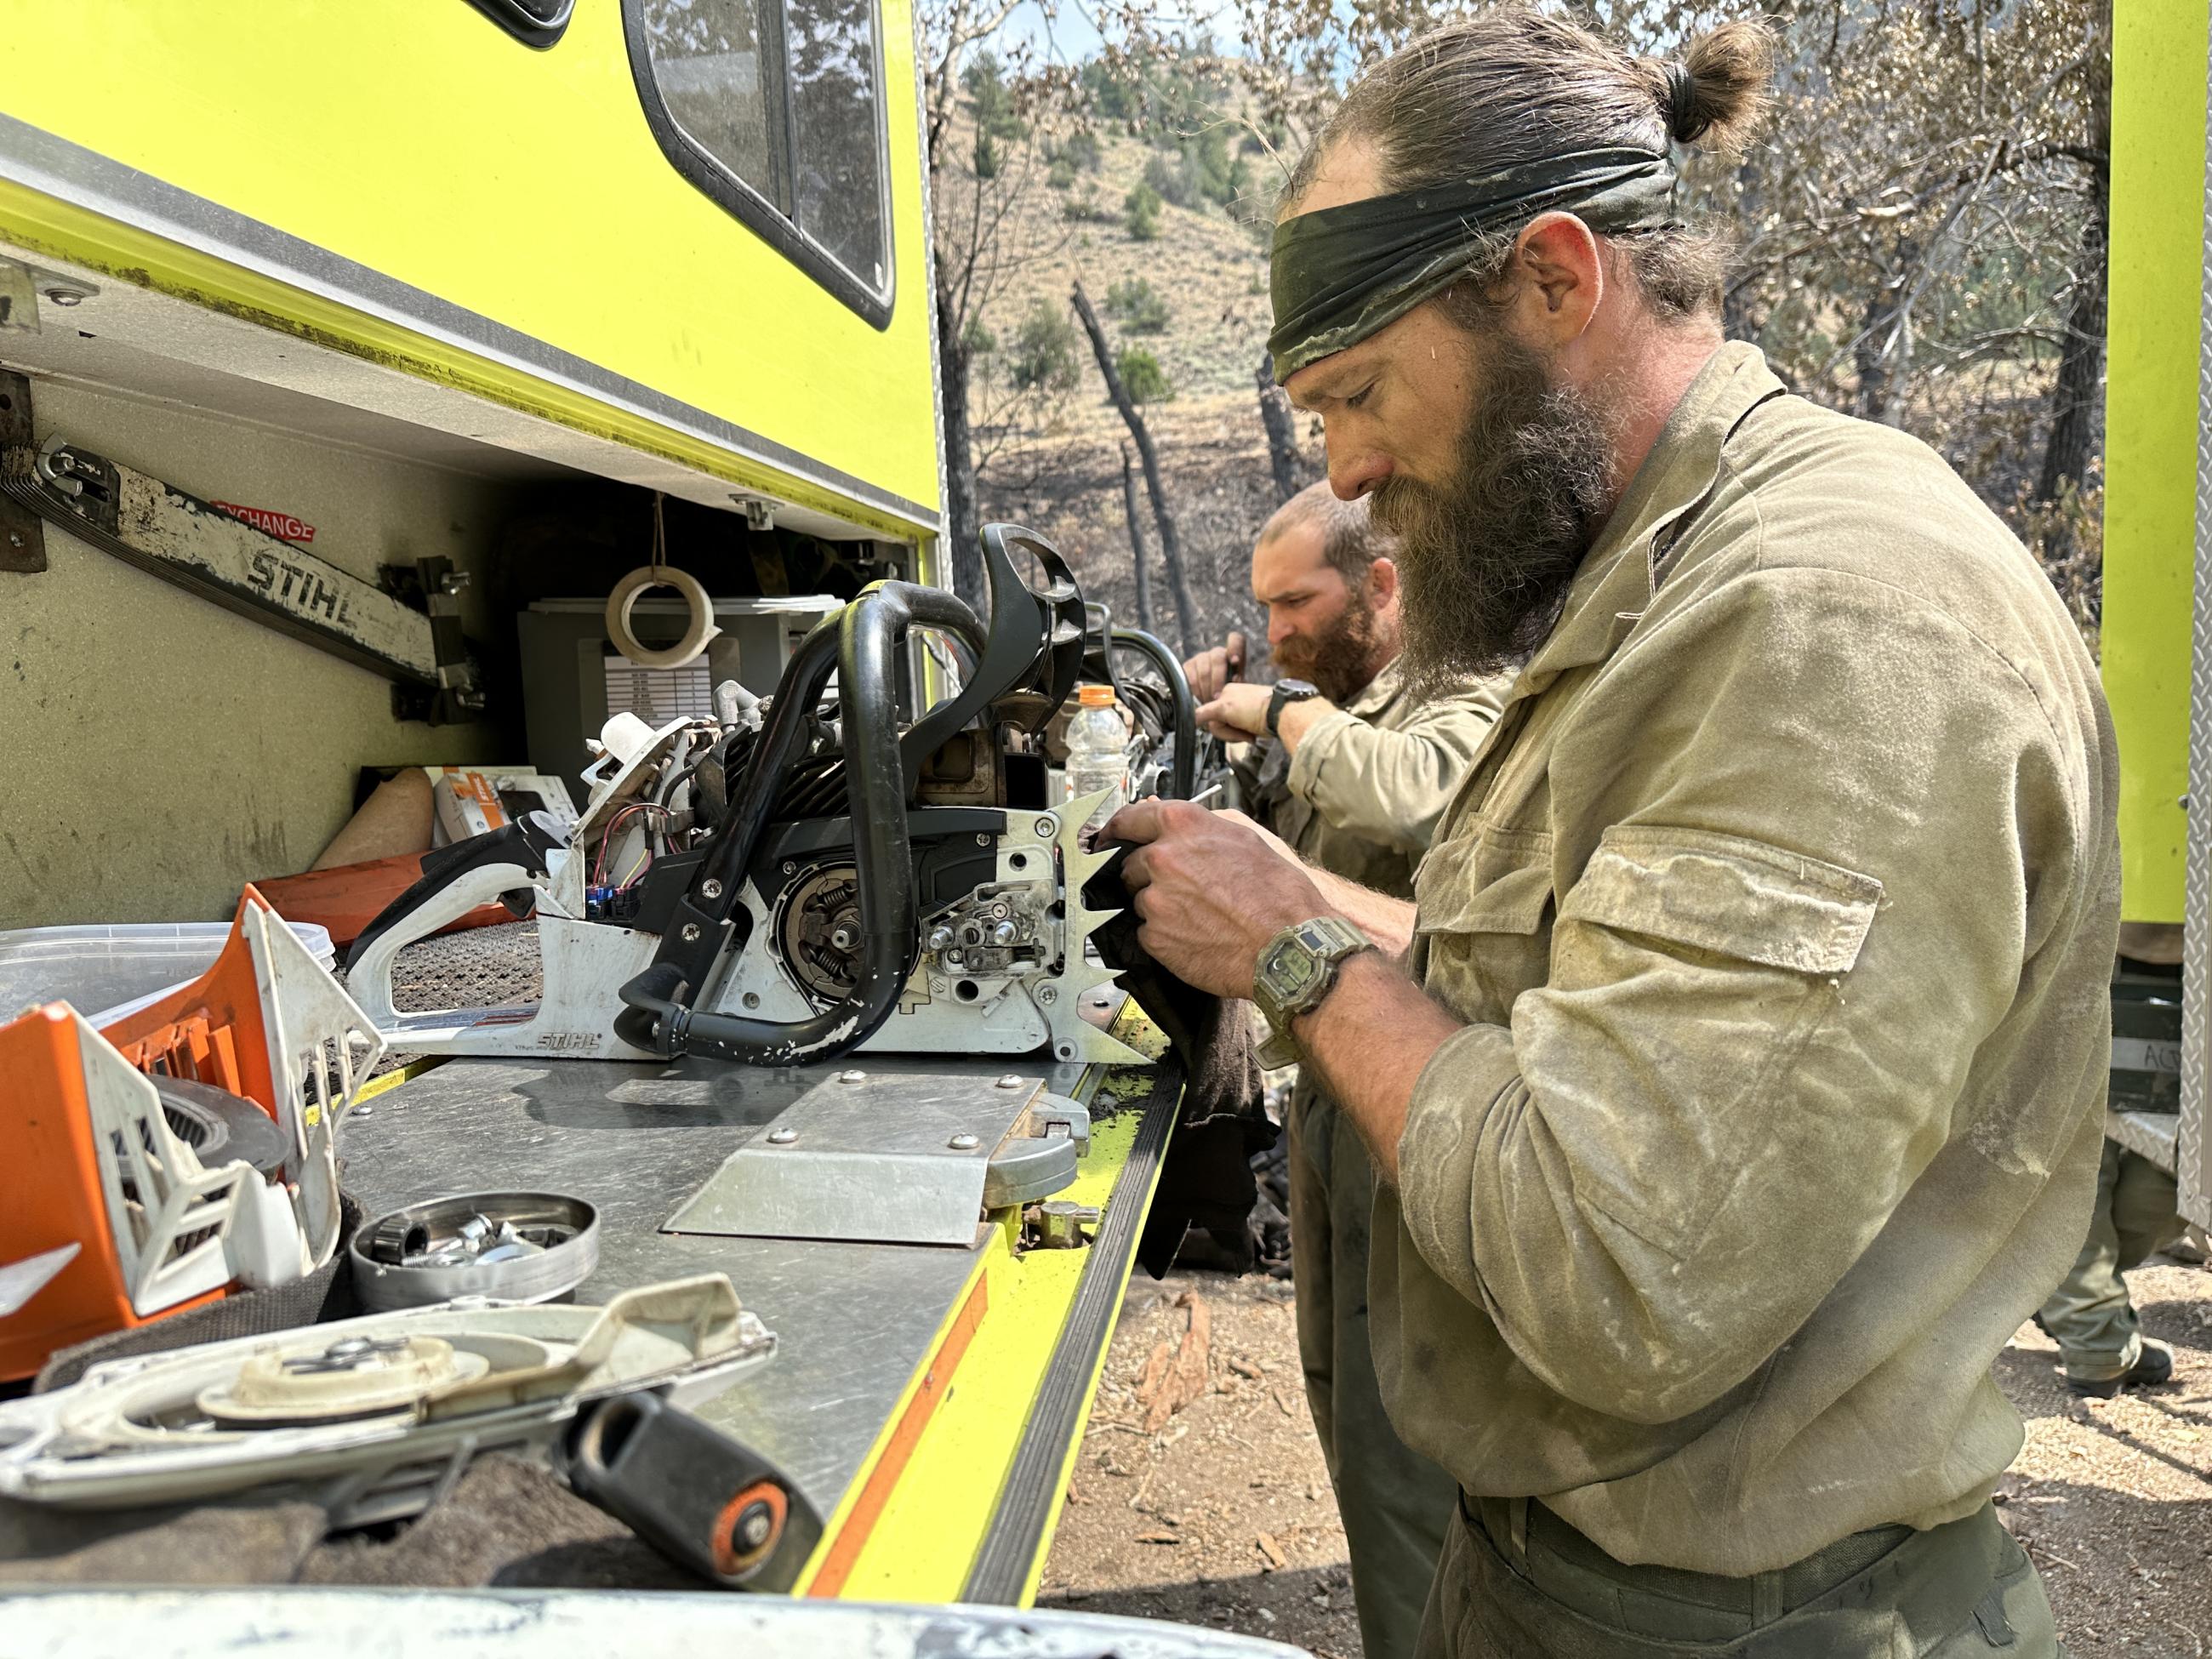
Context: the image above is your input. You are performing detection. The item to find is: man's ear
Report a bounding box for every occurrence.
[1510,212,1604,347]
[1367,557,1399,610]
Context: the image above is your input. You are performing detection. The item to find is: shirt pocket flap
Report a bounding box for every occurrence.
[1560,826,1882,975]
[1415,824,1554,937]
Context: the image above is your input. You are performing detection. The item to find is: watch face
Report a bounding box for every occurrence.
[1262,937,1321,1001]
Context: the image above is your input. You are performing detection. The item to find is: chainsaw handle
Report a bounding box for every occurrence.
[343,812,568,978]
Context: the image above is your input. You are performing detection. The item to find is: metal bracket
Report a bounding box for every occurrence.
[663,1069,1089,1247]
[0,259,95,334]
[0,372,41,573]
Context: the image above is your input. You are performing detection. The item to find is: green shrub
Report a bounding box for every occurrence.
[961,316,997,358]
[1010,301,1079,393]
[1063,184,1112,223]
[1116,346,1173,403]
[1104,276,1171,334]
[964,53,1026,141]
[1123,181,1162,241]
[1043,130,1103,173]
[1142,153,1188,209]
[1047,157,1076,190]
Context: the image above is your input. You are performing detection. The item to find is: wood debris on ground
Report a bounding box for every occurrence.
[1136,1289,1212,1433]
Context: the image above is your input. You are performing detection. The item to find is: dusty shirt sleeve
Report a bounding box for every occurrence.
[1286,682,1504,854]
[1394,566,2095,1425]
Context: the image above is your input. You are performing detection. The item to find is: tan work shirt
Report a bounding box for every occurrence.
[1268,657,1508,898]
[1374,342,2119,1576]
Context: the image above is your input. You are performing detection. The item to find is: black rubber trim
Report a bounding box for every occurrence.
[465,0,574,48]
[960,1056,1183,1603]
[619,0,895,330]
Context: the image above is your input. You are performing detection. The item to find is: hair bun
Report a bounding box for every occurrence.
[1662,59,1701,143]
[1653,20,1776,157]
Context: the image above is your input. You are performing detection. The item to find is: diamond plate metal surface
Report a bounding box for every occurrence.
[2181,26,2212,1229]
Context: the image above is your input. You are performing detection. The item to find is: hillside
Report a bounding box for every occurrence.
[946,108,1320,656]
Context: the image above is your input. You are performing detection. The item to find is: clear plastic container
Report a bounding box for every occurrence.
[1066,684,1129,831]
[0,921,337,1027]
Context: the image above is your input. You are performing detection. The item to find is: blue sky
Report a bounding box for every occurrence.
[994,0,1248,71]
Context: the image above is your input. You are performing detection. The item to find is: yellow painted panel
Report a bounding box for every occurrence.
[0,0,939,515]
[828,1062,1167,1602]
[2105,0,2209,922]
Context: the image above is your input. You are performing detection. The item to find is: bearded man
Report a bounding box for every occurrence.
[1184,482,1508,1659]
[1107,10,2115,1656]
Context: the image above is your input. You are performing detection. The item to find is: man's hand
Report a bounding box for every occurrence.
[1181,631,1249,703]
[1198,684,1337,752]
[1101,800,1330,998]
[1197,682,1271,742]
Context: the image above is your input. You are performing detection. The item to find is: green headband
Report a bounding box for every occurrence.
[1267,146,1679,382]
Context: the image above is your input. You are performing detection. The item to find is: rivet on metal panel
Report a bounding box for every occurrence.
[838,1069,866,1084]
[1035,985,1058,1005]
[996,1075,1024,1089]
[767,1126,799,1145]
[1034,818,1057,838]
[949,1133,981,1150]
[701,879,725,900]
[681,923,702,943]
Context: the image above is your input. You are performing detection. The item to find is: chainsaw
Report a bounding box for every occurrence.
[345,526,1194,1068]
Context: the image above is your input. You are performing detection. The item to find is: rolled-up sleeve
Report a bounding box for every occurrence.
[1392,567,2095,1426]
[1287,683,1504,853]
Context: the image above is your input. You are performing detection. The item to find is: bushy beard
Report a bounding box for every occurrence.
[1273,582,1385,704]
[1369,331,1614,695]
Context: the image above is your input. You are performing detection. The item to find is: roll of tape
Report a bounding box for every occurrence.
[605,564,721,670]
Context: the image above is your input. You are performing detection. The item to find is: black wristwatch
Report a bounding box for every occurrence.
[1267,678,1320,736]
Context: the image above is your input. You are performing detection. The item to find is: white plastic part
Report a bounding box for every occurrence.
[596,710,656,767]
[246,901,385,1274]
[76,1012,256,1316]
[603,565,721,670]
[0,1243,82,1318]
[0,1274,774,1522]
[225,1179,306,1291]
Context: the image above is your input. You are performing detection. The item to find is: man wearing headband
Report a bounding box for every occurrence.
[1185,482,1509,1659]
[1106,9,2109,1656]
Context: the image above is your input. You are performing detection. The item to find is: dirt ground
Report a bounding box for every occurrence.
[1040,1256,2212,1658]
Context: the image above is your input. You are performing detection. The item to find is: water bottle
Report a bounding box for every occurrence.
[1065,685,1128,831]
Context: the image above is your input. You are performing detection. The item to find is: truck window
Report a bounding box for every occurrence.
[628,0,893,328]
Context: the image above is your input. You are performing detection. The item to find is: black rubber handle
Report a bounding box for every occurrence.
[564,1391,823,1593]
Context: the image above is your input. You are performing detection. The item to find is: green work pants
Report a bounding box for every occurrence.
[1289,1087,1459,1658]
[2037,1139,2184,1382]
[1416,1495,2064,1658]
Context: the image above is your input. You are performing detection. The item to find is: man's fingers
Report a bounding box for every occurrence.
[1120,847,1155,894]
[1102,796,1169,848]
[1183,645,1231,702]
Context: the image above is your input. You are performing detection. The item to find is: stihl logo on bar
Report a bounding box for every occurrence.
[246,550,356,629]
[212,500,316,544]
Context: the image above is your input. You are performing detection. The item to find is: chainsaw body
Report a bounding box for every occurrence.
[346,527,1191,1069]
